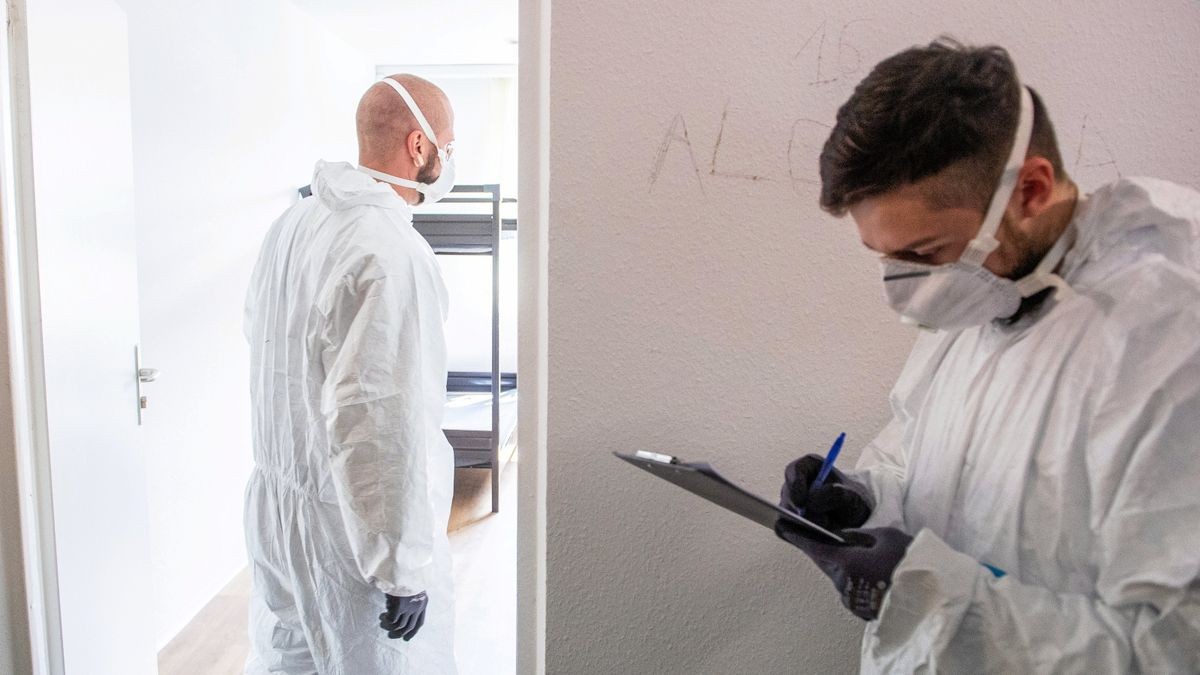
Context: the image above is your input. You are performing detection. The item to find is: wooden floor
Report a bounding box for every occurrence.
[447,460,518,675]
[158,457,518,675]
[156,569,252,675]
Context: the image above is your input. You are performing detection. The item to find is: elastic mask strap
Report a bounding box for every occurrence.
[358,165,426,193]
[359,79,443,195]
[1014,207,1081,300]
[959,86,1035,267]
[378,77,440,148]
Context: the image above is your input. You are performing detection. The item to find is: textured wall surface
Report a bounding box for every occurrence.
[546,0,1200,672]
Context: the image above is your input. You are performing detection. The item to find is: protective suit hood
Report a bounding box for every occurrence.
[311,159,413,214]
[1061,176,1200,283]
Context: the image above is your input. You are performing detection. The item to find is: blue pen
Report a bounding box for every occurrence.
[798,432,845,517]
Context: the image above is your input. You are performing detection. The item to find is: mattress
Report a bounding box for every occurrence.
[443,388,518,437]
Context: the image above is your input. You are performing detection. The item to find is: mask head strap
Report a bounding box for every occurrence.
[360,78,449,196]
[358,165,422,192]
[1013,194,1083,301]
[379,77,440,150]
[959,86,1035,267]
[1014,225,1075,298]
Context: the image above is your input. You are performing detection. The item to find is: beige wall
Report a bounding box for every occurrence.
[544,0,1200,671]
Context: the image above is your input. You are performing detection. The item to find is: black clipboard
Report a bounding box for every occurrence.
[615,451,845,544]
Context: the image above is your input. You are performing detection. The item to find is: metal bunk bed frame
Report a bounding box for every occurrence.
[413,184,514,513]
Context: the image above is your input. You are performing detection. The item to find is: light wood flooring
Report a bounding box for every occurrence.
[158,459,518,675]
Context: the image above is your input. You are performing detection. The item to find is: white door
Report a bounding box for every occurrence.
[24,0,158,672]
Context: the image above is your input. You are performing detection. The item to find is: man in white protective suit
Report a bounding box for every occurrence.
[243,74,459,674]
[774,39,1200,672]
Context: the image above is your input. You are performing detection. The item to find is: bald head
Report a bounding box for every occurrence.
[356,74,454,170]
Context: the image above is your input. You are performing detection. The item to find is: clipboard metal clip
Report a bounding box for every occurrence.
[634,450,677,464]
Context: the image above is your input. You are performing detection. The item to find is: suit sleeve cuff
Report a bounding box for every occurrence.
[864,529,983,668]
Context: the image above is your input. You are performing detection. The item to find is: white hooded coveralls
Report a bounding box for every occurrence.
[243,160,457,674]
[852,177,1200,673]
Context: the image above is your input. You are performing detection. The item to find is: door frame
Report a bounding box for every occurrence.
[516,0,549,672]
[2,0,67,673]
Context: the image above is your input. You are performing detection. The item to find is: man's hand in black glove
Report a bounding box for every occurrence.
[775,522,913,621]
[779,454,873,530]
[379,592,429,641]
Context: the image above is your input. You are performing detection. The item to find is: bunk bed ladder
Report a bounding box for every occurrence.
[489,184,501,513]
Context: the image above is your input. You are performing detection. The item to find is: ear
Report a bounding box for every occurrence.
[1016,156,1057,218]
[405,129,427,168]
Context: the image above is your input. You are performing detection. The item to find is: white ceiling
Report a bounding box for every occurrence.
[290,0,518,66]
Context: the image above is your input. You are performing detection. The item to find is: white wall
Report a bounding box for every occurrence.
[546,0,1200,672]
[293,0,518,66]
[437,238,518,373]
[114,0,374,647]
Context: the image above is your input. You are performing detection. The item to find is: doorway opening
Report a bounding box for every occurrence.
[149,7,523,675]
[3,0,546,673]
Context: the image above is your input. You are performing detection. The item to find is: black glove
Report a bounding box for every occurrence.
[775,523,913,621]
[379,592,429,641]
[779,454,873,530]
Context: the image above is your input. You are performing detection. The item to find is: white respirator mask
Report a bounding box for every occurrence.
[880,86,1073,331]
[359,78,456,204]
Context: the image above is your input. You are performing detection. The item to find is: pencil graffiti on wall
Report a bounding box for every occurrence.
[646,16,872,196]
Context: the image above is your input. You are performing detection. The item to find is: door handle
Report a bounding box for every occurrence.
[134,346,158,425]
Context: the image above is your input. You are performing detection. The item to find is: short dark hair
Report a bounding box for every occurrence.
[819,38,1065,216]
